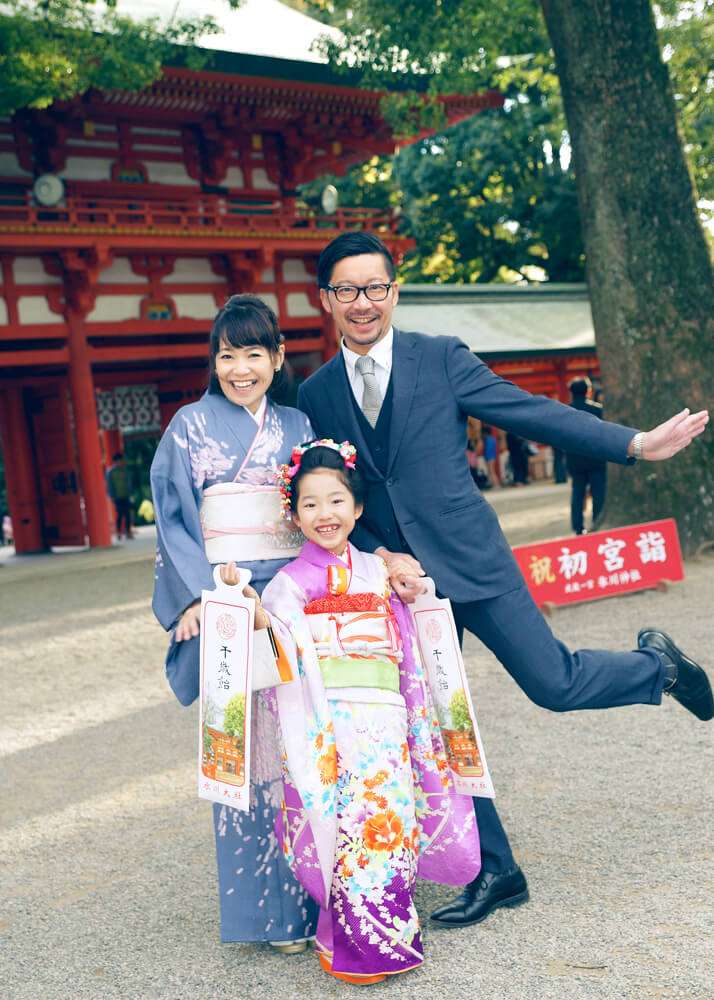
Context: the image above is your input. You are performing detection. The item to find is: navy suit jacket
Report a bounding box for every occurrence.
[298,329,638,603]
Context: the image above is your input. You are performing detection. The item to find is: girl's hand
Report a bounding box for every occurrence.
[239,581,270,629]
[175,600,201,642]
[220,561,240,585]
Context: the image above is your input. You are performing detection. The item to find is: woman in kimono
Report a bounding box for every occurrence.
[260,442,481,984]
[151,294,319,951]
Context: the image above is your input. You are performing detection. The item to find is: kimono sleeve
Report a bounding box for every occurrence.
[150,418,215,631]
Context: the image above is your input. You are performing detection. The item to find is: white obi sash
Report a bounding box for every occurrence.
[200,482,303,564]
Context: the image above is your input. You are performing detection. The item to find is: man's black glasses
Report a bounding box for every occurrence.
[324,282,393,303]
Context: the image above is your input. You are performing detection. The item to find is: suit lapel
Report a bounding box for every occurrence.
[387,329,421,475]
[322,353,381,480]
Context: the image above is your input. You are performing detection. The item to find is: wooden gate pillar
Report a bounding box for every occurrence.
[66,310,112,547]
[0,388,45,553]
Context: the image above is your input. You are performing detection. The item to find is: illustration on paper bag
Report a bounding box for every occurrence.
[200,612,247,786]
[442,688,484,778]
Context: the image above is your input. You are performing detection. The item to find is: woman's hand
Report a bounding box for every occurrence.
[175,600,201,642]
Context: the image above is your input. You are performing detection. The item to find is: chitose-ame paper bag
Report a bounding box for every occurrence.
[410,579,494,798]
[198,566,256,810]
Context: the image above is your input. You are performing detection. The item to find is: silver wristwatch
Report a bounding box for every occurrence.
[632,432,645,460]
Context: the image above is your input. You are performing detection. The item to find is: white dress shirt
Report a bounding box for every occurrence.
[341,327,394,407]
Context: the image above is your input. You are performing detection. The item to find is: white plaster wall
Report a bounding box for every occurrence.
[18,297,60,323]
[88,295,143,321]
[259,292,279,314]
[60,157,111,181]
[260,268,275,283]
[286,292,320,317]
[97,259,147,285]
[0,297,8,324]
[165,259,224,284]
[251,168,278,191]
[282,259,311,282]
[13,258,61,284]
[224,166,246,188]
[144,161,194,186]
[0,152,31,176]
[171,294,217,319]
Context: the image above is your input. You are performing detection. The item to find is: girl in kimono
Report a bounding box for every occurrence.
[260,441,481,984]
[150,294,319,952]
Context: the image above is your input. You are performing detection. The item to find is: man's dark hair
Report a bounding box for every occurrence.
[569,376,592,399]
[290,444,366,513]
[317,232,396,288]
[112,452,124,462]
[208,294,285,395]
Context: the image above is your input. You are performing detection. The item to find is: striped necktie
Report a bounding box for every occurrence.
[355,354,383,428]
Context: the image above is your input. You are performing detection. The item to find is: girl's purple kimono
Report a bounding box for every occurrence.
[262,541,481,978]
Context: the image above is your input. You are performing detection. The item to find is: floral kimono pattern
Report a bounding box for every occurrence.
[150,390,317,943]
[262,541,481,977]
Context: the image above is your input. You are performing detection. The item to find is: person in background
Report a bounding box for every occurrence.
[566,376,606,534]
[482,426,501,488]
[105,452,134,540]
[506,431,529,486]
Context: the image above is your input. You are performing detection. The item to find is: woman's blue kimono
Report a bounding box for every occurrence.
[151,389,318,943]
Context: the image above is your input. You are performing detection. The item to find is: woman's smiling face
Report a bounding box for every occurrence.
[214,339,284,413]
[292,468,363,554]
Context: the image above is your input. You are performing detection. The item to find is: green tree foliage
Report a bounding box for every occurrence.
[657,1,714,204]
[304,1,712,281]
[0,0,225,116]
[223,693,246,746]
[304,87,585,283]
[449,689,472,732]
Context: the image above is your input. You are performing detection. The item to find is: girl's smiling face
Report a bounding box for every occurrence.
[214,338,284,413]
[292,468,363,554]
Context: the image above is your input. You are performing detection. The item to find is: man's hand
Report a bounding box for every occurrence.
[376,547,427,604]
[175,601,200,642]
[630,408,709,461]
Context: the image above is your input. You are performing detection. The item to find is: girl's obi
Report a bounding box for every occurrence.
[317,655,400,693]
[304,592,402,693]
[200,482,303,564]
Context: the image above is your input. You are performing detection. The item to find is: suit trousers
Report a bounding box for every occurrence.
[451,583,665,873]
[570,466,607,534]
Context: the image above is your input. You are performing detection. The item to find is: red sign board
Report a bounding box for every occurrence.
[512,518,684,608]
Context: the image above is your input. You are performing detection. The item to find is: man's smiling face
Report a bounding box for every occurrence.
[319,252,399,355]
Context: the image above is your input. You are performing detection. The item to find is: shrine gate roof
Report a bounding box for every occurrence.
[395,284,596,358]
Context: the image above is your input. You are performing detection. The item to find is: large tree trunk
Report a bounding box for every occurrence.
[540,0,714,555]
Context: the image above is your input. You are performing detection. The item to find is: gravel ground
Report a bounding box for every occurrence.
[1,483,713,1000]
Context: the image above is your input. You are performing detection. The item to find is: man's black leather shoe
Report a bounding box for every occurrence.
[638,628,714,721]
[430,867,529,927]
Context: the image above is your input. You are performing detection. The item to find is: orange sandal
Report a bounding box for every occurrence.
[318,951,387,985]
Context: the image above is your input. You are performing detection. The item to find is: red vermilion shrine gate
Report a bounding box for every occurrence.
[0,54,500,552]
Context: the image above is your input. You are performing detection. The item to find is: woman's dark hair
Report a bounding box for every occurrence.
[208,294,286,395]
[317,231,396,289]
[290,444,366,513]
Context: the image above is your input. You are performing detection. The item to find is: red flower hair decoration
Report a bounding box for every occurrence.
[276,439,357,519]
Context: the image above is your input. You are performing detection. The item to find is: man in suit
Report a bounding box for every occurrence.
[297,231,712,928]
[566,376,607,534]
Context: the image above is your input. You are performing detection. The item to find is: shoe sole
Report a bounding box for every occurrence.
[430,888,530,928]
[638,628,714,721]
